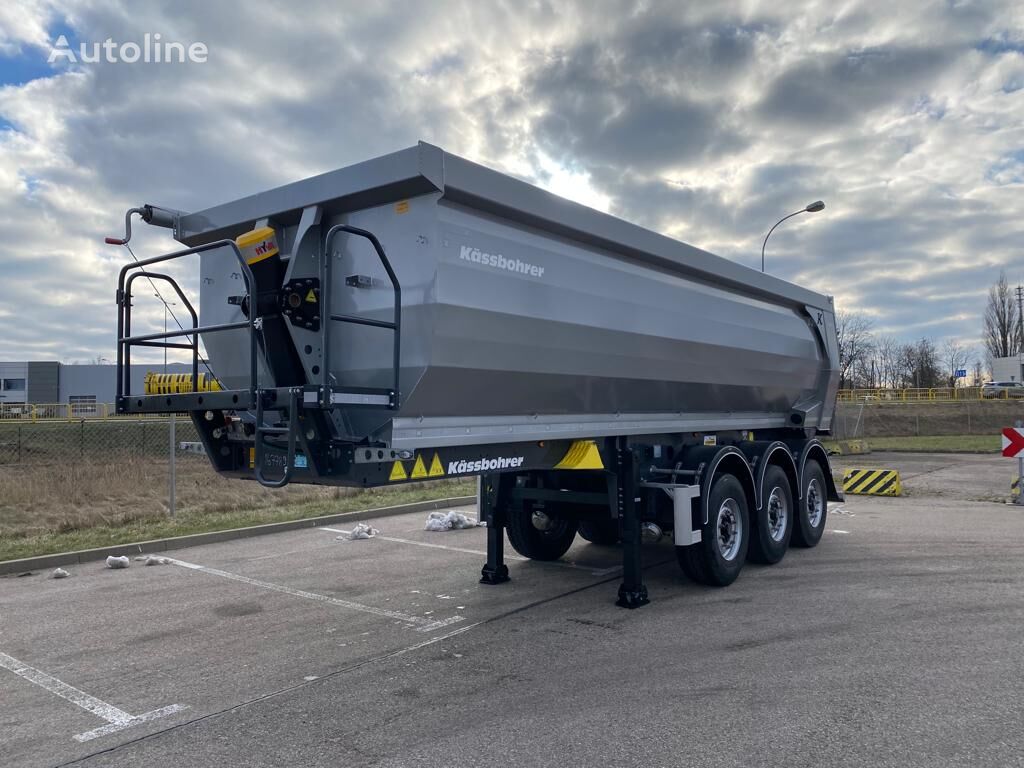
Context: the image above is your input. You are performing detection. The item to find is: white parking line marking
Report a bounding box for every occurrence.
[75,705,189,743]
[320,528,621,576]
[0,651,187,743]
[375,534,528,561]
[830,529,851,534]
[165,558,463,633]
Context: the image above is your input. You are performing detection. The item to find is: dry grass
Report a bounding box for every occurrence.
[0,458,475,561]
[834,400,1024,439]
[0,458,327,536]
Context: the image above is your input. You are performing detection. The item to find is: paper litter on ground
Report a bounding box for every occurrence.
[424,510,480,531]
[336,522,379,541]
[105,555,130,569]
[134,555,171,565]
[51,567,70,579]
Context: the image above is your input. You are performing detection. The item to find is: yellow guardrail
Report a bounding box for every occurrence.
[0,403,183,421]
[0,402,116,421]
[837,387,1015,403]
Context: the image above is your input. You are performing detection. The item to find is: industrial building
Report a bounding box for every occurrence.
[0,361,194,407]
[991,356,1024,383]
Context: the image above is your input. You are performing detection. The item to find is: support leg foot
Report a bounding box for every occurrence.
[615,584,649,609]
[480,563,510,585]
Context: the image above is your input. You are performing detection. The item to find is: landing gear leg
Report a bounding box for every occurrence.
[479,474,510,585]
[615,443,649,609]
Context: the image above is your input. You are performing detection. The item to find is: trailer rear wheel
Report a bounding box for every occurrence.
[578,518,620,545]
[507,505,578,561]
[677,473,749,587]
[792,459,827,548]
[748,465,793,564]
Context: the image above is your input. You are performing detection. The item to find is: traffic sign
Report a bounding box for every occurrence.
[1002,427,1024,457]
[955,369,967,378]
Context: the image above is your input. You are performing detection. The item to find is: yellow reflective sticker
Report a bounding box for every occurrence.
[395,200,410,214]
[428,453,445,477]
[389,461,408,481]
[305,289,317,303]
[410,455,428,479]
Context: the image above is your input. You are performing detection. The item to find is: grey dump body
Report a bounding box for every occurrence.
[177,141,839,452]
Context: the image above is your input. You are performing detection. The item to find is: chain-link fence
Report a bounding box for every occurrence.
[833,400,1024,439]
[0,418,204,466]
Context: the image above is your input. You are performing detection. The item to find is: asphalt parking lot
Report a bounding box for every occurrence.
[3,452,1024,768]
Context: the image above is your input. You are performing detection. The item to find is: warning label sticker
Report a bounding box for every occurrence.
[428,453,445,477]
[410,455,428,479]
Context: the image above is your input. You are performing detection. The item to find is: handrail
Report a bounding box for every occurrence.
[123,271,200,389]
[322,224,401,409]
[116,239,258,410]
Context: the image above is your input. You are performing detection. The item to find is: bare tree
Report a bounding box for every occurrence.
[940,339,971,388]
[983,270,1019,359]
[875,335,903,389]
[836,310,874,389]
[909,338,942,388]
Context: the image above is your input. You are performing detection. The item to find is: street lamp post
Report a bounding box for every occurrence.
[761,200,825,273]
[155,294,177,373]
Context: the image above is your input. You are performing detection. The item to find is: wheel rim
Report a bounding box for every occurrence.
[805,478,824,528]
[716,498,743,561]
[767,487,788,542]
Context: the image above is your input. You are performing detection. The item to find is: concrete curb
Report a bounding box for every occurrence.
[0,495,476,576]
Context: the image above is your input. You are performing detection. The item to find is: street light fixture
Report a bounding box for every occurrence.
[761,200,825,273]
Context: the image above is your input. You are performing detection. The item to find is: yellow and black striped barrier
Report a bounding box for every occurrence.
[842,468,902,497]
[1012,476,1019,499]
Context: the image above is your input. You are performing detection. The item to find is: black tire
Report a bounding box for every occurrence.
[507,504,578,560]
[676,473,749,587]
[577,517,620,545]
[792,459,828,548]
[748,465,793,564]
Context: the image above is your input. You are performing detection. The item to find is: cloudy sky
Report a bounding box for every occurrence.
[1,0,1022,363]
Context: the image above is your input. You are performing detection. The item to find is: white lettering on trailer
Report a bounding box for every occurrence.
[447,456,525,475]
[459,245,545,278]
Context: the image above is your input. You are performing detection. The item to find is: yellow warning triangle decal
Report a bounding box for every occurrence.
[428,453,445,477]
[305,289,317,303]
[389,461,407,481]
[410,454,428,479]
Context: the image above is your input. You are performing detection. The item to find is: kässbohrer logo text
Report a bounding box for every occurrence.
[448,456,525,474]
[459,245,544,278]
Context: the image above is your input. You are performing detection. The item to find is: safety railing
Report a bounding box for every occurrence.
[836,387,1017,403]
[117,239,257,412]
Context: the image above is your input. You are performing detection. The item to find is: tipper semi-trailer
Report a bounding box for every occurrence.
[109,142,842,607]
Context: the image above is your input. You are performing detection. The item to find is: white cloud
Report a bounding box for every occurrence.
[0,0,55,56]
